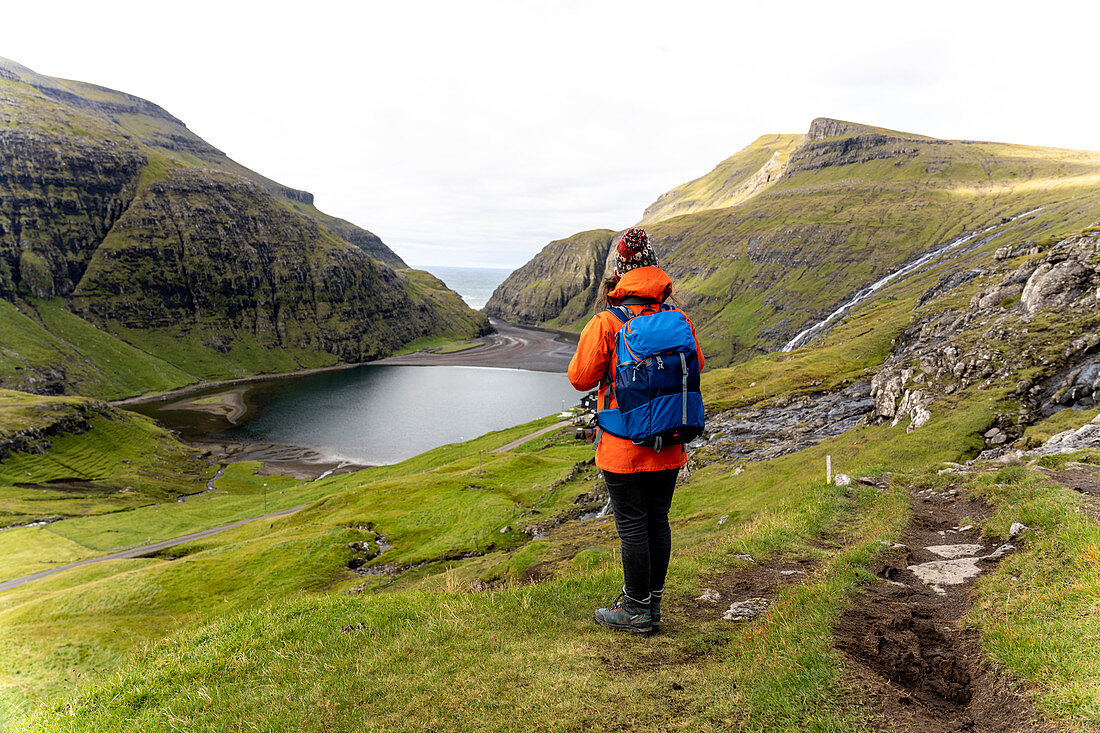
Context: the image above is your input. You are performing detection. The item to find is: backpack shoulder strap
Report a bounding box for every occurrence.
[600,306,632,411]
[604,305,632,324]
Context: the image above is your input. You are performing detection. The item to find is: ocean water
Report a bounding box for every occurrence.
[416,265,513,310]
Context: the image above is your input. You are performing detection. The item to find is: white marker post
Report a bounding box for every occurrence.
[826,455,833,485]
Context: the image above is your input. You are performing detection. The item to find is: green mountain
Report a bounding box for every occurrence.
[486,118,1100,366]
[484,228,616,327]
[0,58,488,399]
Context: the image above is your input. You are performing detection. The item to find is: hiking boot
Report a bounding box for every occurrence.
[650,590,662,633]
[593,592,652,634]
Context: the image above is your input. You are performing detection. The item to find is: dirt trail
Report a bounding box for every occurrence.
[1038,461,1100,497]
[835,485,1051,732]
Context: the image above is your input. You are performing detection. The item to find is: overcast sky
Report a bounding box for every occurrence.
[3,1,1099,268]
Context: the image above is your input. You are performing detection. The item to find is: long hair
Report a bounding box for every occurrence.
[594,273,621,313]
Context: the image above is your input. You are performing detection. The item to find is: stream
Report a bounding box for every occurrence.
[177,464,226,502]
[782,207,1046,351]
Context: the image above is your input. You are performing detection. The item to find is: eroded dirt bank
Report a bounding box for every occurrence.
[835,484,1050,733]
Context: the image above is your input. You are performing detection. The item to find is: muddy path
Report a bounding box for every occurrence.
[835,485,1051,732]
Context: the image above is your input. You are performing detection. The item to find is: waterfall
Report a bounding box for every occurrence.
[780,207,1046,352]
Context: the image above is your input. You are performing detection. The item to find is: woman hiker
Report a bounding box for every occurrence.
[567,228,704,634]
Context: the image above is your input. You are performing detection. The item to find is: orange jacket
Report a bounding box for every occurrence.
[567,266,705,474]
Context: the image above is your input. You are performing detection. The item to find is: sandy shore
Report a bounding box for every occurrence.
[162,388,250,424]
[195,440,369,480]
[374,319,576,372]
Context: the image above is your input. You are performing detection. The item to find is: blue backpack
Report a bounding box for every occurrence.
[596,300,705,451]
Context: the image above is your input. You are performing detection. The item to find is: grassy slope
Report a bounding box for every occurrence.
[7,416,1100,731]
[638,133,803,225]
[0,299,195,400]
[658,140,1100,365]
[4,371,1019,732]
[0,417,583,722]
[0,65,486,400]
[521,124,1100,367]
[0,389,210,535]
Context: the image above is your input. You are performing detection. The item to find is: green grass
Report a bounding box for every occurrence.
[30,300,194,395]
[427,339,483,354]
[0,396,210,530]
[102,323,339,382]
[6,441,908,733]
[0,299,195,400]
[1021,407,1100,448]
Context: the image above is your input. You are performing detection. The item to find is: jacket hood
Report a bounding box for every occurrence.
[607,266,672,302]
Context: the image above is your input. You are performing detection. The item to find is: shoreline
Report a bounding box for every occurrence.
[111,359,372,409]
[193,439,371,481]
[112,319,575,409]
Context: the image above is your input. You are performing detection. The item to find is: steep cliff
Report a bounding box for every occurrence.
[0,58,486,397]
[489,118,1100,366]
[484,229,615,326]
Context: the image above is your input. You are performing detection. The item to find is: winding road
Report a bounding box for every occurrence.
[0,505,307,593]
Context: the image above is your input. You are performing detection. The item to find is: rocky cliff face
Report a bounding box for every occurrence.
[488,118,1100,365]
[0,127,145,300]
[70,168,458,362]
[689,225,1100,471]
[0,58,485,395]
[484,229,615,326]
[784,118,928,174]
[871,231,1100,442]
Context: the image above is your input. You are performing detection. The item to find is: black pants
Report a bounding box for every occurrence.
[603,468,679,602]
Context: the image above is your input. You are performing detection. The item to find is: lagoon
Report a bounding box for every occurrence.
[135,364,581,467]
